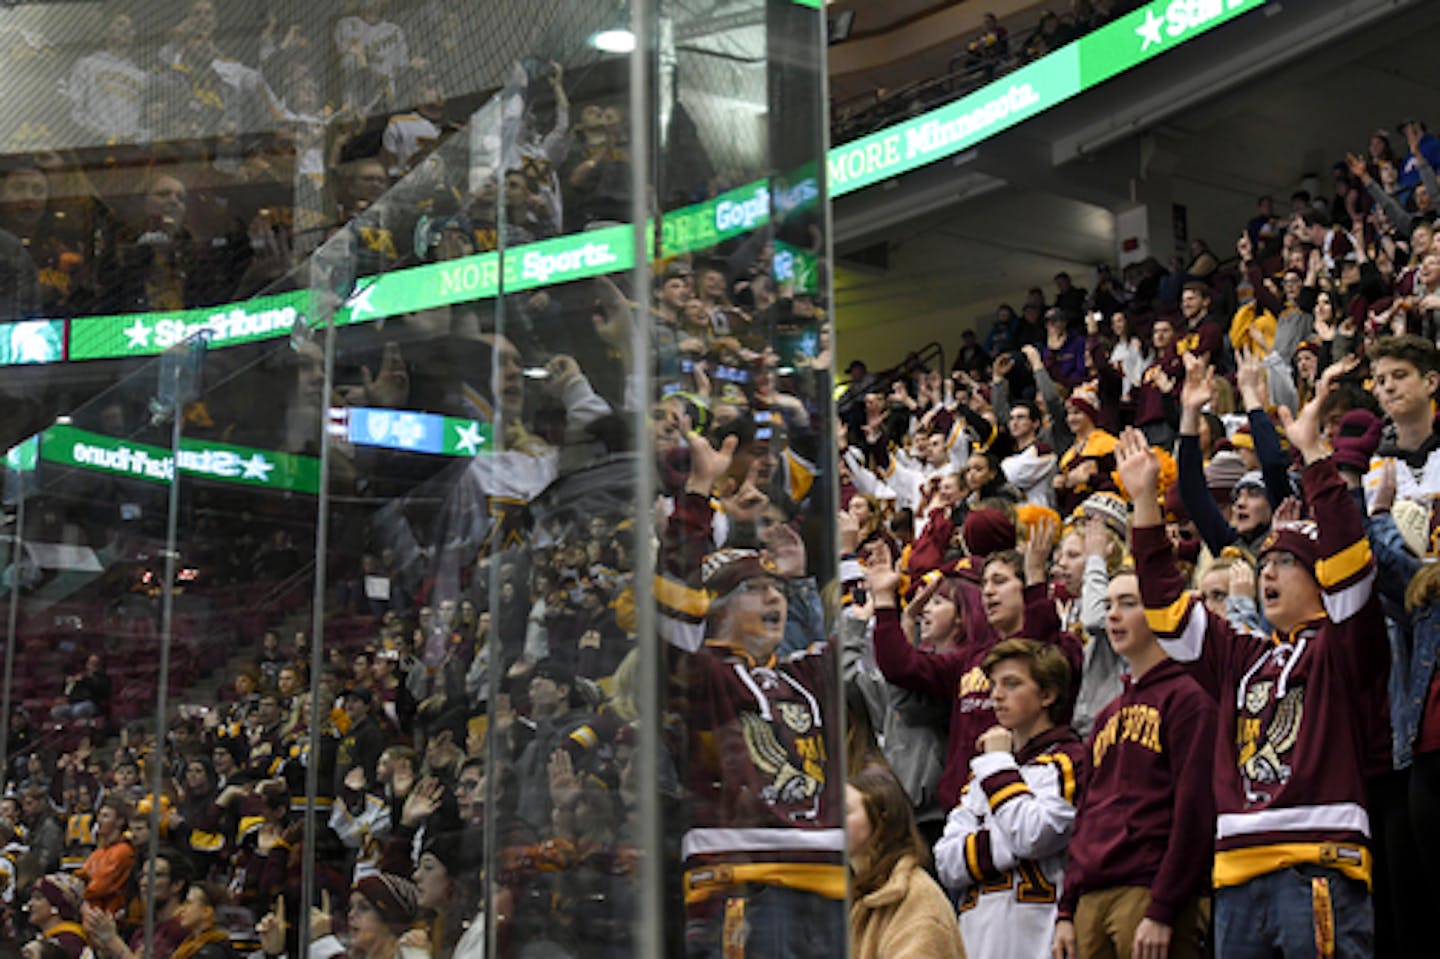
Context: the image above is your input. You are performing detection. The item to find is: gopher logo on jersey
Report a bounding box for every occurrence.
[740,711,821,806]
[778,702,813,735]
[1237,681,1305,805]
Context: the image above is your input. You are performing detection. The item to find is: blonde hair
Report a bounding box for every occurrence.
[1407,562,1440,613]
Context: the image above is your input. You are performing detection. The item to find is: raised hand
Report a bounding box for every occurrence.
[1024,515,1059,585]
[1180,352,1214,413]
[761,522,806,578]
[310,889,333,942]
[863,541,902,607]
[591,276,633,351]
[400,776,444,828]
[1115,427,1161,504]
[548,748,581,810]
[1406,121,1424,156]
[1235,349,1267,409]
[904,571,944,625]
[1346,152,1370,181]
[1228,560,1257,600]
[1273,496,1303,525]
[1277,388,1332,464]
[684,431,738,495]
[256,895,288,956]
[1316,354,1360,397]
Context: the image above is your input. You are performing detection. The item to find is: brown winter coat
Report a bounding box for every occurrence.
[849,854,966,959]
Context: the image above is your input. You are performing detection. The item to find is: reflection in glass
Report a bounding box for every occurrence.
[0,3,836,959]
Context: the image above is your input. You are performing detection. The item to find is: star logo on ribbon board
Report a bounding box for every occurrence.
[345,280,378,319]
[241,454,275,481]
[1135,8,1165,50]
[123,319,152,349]
[454,421,484,455]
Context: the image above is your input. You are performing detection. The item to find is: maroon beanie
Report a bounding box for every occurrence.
[354,873,419,929]
[961,507,1017,558]
[1258,520,1321,575]
[701,548,782,598]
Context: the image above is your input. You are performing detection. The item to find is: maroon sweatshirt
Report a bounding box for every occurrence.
[873,586,1083,809]
[1058,658,1216,925]
[1133,347,1182,428]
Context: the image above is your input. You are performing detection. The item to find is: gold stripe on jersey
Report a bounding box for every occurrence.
[978,420,998,452]
[1145,592,1192,635]
[1212,841,1371,891]
[1036,752,1077,804]
[987,781,1030,811]
[654,575,711,619]
[1314,538,1371,589]
[682,862,846,903]
[964,832,983,882]
[189,829,224,852]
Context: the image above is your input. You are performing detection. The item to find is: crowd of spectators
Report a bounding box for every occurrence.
[833,114,1440,959]
[0,0,646,342]
[12,3,1440,959]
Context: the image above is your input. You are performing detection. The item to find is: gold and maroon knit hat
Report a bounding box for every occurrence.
[1065,385,1101,423]
[354,873,419,928]
[701,548,782,597]
[36,873,84,922]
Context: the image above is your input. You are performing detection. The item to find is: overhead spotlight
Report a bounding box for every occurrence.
[591,29,636,53]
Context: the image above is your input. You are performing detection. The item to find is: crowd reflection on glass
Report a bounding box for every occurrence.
[2,4,837,959]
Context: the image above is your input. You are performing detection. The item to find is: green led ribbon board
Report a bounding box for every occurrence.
[827,0,1265,196]
[39,424,321,494]
[33,0,1263,367]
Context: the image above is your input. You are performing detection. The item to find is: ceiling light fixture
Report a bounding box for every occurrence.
[591,29,636,53]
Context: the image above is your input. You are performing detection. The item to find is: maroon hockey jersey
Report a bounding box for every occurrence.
[1135,457,1389,891]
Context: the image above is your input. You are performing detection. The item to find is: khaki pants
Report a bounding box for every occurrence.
[1073,886,1204,959]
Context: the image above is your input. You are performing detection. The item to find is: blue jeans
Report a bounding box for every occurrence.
[1214,864,1373,959]
[684,884,844,959]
